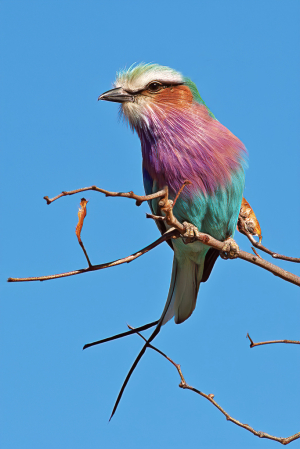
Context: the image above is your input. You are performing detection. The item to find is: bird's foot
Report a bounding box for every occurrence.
[182,222,200,244]
[220,237,239,259]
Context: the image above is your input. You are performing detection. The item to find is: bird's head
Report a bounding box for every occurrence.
[98,63,209,129]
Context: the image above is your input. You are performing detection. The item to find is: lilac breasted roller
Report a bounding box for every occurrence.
[98,63,247,416]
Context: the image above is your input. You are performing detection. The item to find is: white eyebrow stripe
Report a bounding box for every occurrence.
[115,65,184,92]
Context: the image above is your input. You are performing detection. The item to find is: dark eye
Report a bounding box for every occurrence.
[148,82,162,92]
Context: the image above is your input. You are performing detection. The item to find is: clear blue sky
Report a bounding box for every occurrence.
[1,1,300,448]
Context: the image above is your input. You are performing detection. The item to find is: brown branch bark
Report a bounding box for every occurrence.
[247,333,300,348]
[7,229,178,282]
[8,227,300,286]
[43,184,186,231]
[44,185,167,207]
[8,185,300,287]
[190,233,300,287]
[79,241,92,267]
[130,326,300,445]
[44,185,299,263]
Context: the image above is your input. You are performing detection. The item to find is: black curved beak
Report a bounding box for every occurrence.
[98,87,135,103]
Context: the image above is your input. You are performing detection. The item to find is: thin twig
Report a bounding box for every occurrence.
[146,213,166,221]
[247,232,300,263]
[8,227,300,286]
[44,185,167,207]
[127,325,185,380]
[132,328,300,445]
[238,217,300,263]
[251,247,262,259]
[44,184,186,232]
[172,180,192,207]
[79,241,92,267]
[246,333,300,348]
[7,229,179,282]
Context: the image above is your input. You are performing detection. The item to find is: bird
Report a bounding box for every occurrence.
[97,63,247,417]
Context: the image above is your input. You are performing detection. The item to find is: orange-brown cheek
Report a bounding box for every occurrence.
[143,85,193,109]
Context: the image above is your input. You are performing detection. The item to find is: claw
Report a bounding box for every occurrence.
[220,237,239,259]
[182,222,200,244]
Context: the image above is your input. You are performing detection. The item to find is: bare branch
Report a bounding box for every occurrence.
[44,185,167,207]
[146,213,166,221]
[78,241,92,268]
[218,241,300,287]
[251,247,262,259]
[146,211,300,287]
[132,327,300,445]
[7,229,179,282]
[8,181,300,286]
[172,180,192,207]
[9,183,300,287]
[44,183,187,232]
[198,233,299,285]
[246,232,300,263]
[247,333,300,349]
[8,226,300,286]
[238,215,300,263]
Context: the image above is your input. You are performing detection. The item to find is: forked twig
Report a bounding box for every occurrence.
[8,184,300,287]
[247,333,300,348]
[131,326,300,445]
[7,229,178,282]
[8,227,300,286]
[238,216,300,263]
[44,185,167,207]
[44,183,188,233]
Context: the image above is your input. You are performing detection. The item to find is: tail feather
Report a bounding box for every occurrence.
[162,255,204,325]
[202,248,219,283]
